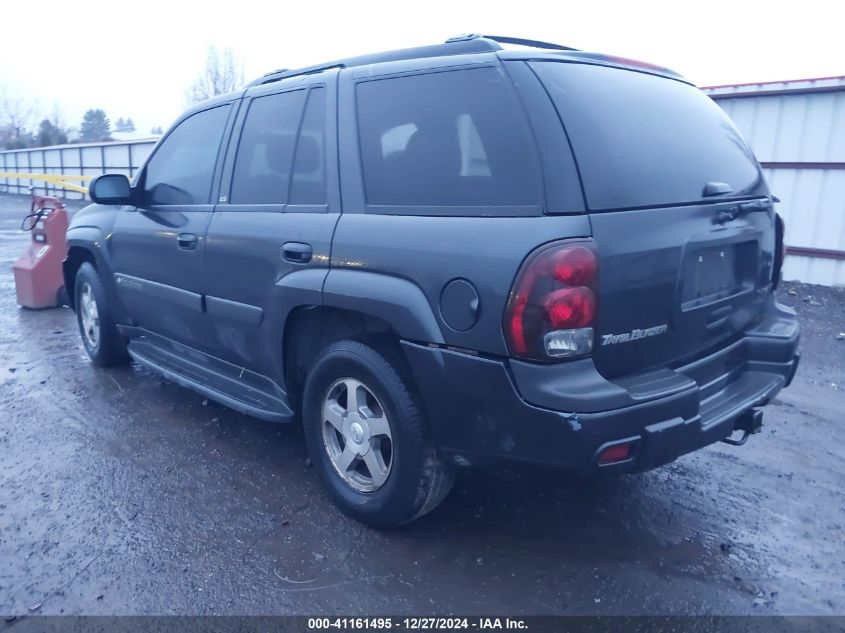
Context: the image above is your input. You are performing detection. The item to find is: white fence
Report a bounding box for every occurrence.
[0,139,158,200]
[706,77,845,287]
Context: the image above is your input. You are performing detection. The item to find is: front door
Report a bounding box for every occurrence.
[109,103,233,352]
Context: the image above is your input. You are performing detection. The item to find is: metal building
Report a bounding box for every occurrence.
[705,76,845,287]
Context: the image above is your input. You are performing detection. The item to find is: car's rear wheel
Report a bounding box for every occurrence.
[74,262,129,367]
[302,339,454,528]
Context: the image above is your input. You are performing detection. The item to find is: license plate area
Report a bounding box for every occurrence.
[681,241,756,310]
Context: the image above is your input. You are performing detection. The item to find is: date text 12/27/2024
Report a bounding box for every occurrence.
[307,617,528,630]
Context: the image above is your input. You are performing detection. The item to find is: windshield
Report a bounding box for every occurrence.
[530,61,766,210]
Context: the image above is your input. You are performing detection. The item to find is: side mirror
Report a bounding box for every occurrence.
[89,174,133,205]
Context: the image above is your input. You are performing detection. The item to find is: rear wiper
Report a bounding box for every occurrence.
[737,198,773,214]
[714,197,774,224]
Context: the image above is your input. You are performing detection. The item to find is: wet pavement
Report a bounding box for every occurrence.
[0,193,843,616]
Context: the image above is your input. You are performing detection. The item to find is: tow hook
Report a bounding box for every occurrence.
[721,408,764,446]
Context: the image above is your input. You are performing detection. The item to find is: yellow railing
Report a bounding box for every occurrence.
[0,172,92,194]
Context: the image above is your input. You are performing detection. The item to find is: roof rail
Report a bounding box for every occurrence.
[246,35,579,88]
[447,33,579,51]
[247,37,503,88]
[248,64,343,88]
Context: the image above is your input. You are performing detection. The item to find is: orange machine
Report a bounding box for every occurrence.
[12,195,70,309]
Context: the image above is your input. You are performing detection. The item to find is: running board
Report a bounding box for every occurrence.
[127,337,294,423]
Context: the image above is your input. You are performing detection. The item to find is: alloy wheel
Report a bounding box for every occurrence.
[321,377,394,493]
[79,282,100,349]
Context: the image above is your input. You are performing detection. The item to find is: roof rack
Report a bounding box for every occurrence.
[247,35,577,88]
[447,33,578,51]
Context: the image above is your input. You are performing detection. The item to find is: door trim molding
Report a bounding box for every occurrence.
[114,273,203,312]
[205,295,264,325]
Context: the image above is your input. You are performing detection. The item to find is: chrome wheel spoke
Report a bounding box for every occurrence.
[365,415,390,439]
[343,379,362,414]
[323,401,345,432]
[338,446,357,472]
[363,449,388,487]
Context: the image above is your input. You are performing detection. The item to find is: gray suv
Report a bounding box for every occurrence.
[66,35,800,527]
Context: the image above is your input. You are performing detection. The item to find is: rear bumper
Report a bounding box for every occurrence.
[403,301,799,472]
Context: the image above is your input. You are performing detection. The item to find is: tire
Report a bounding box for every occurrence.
[74,262,130,367]
[302,339,454,528]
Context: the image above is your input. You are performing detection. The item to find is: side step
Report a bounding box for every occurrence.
[127,337,294,423]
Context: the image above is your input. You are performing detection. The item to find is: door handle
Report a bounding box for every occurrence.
[177,233,198,250]
[282,242,312,264]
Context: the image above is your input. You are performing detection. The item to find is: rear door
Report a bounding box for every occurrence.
[202,72,340,375]
[529,61,775,377]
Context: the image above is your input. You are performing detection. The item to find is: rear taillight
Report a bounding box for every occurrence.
[504,241,598,361]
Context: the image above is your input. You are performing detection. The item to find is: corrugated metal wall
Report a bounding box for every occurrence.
[0,139,157,200]
[706,78,845,287]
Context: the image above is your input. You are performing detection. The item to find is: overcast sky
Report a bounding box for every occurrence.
[1,0,842,135]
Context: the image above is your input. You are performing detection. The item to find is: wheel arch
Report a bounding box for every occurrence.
[63,228,127,324]
[280,268,445,411]
[283,305,408,414]
[63,242,99,311]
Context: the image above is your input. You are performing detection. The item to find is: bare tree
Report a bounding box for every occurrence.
[0,89,34,149]
[48,102,66,130]
[187,47,245,104]
[41,103,72,145]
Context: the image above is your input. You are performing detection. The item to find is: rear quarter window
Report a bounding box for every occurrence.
[356,66,543,214]
[530,62,765,210]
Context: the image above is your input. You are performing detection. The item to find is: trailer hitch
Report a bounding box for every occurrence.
[721,408,763,446]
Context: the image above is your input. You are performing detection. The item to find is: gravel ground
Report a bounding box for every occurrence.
[0,193,843,616]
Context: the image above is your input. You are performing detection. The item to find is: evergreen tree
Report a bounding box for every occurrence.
[79,109,111,142]
[36,119,69,146]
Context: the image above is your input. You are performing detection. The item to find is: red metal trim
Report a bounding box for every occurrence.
[761,162,845,170]
[702,75,845,90]
[787,246,845,261]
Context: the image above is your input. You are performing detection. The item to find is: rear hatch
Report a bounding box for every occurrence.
[530,60,776,377]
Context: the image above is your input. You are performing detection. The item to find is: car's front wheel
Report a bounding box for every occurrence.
[74,262,129,367]
[302,340,454,528]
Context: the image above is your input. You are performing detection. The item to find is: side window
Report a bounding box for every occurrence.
[144,106,230,205]
[356,67,541,209]
[290,88,327,205]
[230,90,307,205]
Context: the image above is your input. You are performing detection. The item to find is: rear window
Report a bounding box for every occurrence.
[356,67,541,212]
[530,62,765,210]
